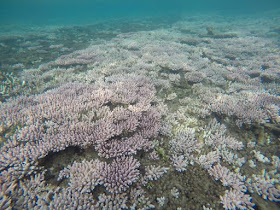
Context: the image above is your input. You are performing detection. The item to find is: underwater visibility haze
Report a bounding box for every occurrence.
[0,0,280,209]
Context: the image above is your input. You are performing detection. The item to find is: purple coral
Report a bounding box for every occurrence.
[208,164,247,193]
[144,165,169,181]
[185,71,205,83]
[170,128,201,156]
[57,159,105,193]
[171,154,188,172]
[101,156,141,193]
[209,92,280,126]
[0,76,162,208]
[220,188,254,210]
[252,173,280,202]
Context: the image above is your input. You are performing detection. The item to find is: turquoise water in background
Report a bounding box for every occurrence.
[1,0,280,25]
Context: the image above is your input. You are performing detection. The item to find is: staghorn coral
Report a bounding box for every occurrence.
[0,14,280,209]
[0,76,163,209]
[144,165,169,181]
[251,170,280,202]
[209,92,280,126]
[220,188,254,210]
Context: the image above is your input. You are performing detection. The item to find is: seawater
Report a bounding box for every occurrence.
[1,0,280,25]
[0,0,279,209]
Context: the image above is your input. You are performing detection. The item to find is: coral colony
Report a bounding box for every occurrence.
[0,14,280,209]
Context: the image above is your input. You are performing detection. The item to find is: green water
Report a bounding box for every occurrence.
[1,0,280,25]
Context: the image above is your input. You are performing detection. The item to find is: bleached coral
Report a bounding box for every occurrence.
[251,170,280,202]
[171,154,188,172]
[252,150,270,163]
[203,119,244,151]
[248,160,257,168]
[171,187,180,198]
[170,127,201,156]
[144,165,169,181]
[220,188,254,210]
[272,156,280,169]
[208,164,247,192]
[156,197,166,207]
[196,151,220,169]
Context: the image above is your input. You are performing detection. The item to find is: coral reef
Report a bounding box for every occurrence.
[0,76,168,208]
[0,11,279,209]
